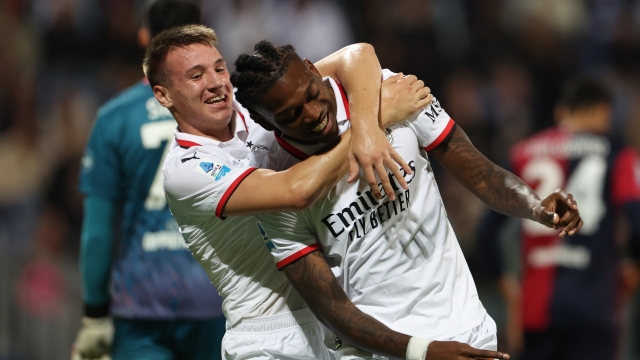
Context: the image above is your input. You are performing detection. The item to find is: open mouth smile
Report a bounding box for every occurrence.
[311,113,329,133]
[204,94,226,104]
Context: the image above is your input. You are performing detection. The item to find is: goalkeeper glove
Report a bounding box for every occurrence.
[72,316,113,360]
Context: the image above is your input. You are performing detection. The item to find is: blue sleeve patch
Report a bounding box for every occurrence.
[194,158,231,181]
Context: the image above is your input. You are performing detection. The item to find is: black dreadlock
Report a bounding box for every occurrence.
[231,41,298,110]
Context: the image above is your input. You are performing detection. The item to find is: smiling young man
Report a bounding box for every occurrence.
[230,41,584,360]
[144,25,432,359]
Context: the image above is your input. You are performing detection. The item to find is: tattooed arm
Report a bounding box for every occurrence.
[283,251,508,360]
[428,124,583,237]
[284,251,409,358]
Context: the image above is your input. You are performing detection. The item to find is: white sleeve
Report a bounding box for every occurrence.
[381,70,455,151]
[261,144,301,171]
[405,96,455,151]
[163,149,257,219]
[255,211,320,270]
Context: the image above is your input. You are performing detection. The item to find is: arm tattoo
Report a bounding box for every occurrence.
[431,124,540,220]
[283,251,410,358]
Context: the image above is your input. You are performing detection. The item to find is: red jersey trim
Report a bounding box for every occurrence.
[237,109,248,133]
[276,243,321,270]
[423,118,455,152]
[215,167,258,219]
[611,148,640,207]
[177,139,202,148]
[336,82,350,119]
[275,134,310,161]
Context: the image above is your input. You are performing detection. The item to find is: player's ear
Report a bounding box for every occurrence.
[249,109,277,132]
[154,85,173,108]
[305,59,321,78]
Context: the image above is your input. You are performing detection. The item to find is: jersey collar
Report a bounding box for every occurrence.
[174,102,249,149]
[274,76,350,160]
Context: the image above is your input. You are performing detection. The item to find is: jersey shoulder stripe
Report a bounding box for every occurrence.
[215,167,258,219]
[276,243,321,270]
[275,134,309,160]
[424,118,455,151]
[177,139,202,148]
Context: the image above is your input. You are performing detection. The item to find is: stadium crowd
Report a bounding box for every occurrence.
[0,0,639,359]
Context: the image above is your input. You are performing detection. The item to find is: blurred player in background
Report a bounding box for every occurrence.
[73,1,226,359]
[479,77,640,360]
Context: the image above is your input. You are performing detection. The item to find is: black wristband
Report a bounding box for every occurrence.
[84,303,110,318]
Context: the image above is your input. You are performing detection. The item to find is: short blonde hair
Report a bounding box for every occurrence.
[143,24,218,87]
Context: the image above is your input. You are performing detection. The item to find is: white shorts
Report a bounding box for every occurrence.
[330,313,497,360]
[445,312,497,351]
[222,308,331,360]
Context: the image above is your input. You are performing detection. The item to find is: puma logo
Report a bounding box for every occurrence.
[181,152,200,163]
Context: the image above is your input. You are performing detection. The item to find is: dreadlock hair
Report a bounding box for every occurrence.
[231,41,299,111]
[143,24,217,88]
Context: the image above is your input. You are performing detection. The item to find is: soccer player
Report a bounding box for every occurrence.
[73,2,227,360]
[147,25,432,359]
[478,78,640,360]
[230,41,583,360]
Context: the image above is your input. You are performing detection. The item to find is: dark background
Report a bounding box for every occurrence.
[1,0,639,359]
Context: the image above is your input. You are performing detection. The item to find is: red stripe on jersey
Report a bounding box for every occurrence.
[336,82,350,119]
[275,134,309,160]
[611,147,640,207]
[238,110,248,133]
[177,139,202,148]
[521,236,558,331]
[276,243,321,270]
[423,118,455,151]
[215,167,258,219]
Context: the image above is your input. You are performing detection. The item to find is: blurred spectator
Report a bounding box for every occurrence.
[203,0,353,68]
[478,77,640,360]
[2,204,82,360]
[264,0,354,62]
[487,61,535,163]
[3,0,640,358]
[203,0,275,70]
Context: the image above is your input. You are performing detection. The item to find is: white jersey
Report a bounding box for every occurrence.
[255,72,487,339]
[162,100,306,326]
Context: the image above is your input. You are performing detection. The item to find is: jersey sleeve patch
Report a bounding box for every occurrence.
[194,158,232,181]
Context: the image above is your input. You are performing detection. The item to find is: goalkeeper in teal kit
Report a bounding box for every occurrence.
[73,1,225,359]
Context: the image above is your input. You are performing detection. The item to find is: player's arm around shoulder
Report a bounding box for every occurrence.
[222,130,354,217]
[162,146,256,218]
